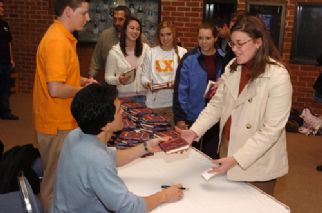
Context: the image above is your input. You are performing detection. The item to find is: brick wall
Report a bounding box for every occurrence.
[161,0,203,50]
[281,0,322,115]
[3,0,322,115]
[3,0,55,93]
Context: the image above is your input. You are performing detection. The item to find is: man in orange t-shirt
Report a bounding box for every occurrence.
[32,0,95,212]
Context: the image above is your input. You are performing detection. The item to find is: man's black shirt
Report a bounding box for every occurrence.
[0,19,12,65]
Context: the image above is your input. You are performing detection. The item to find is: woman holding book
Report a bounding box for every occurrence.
[173,22,225,159]
[105,16,149,103]
[141,21,187,126]
[178,16,292,196]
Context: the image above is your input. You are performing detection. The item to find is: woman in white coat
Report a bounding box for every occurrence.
[105,16,149,103]
[141,21,187,126]
[179,15,292,196]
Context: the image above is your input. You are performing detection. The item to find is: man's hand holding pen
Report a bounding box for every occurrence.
[159,184,185,203]
[161,185,188,190]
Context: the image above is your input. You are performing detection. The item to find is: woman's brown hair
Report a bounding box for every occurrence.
[198,22,219,39]
[230,15,282,81]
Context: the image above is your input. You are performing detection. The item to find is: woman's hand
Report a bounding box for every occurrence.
[167,81,174,89]
[144,82,153,91]
[119,73,131,85]
[175,127,198,145]
[208,157,238,174]
[175,121,188,130]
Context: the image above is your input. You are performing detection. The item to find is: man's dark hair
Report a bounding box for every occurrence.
[120,16,143,57]
[213,16,229,28]
[317,53,322,66]
[198,22,219,39]
[114,5,131,19]
[71,83,118,135]
[55,0,90,17]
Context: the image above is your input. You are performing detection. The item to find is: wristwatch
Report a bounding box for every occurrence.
[143,141,149,153]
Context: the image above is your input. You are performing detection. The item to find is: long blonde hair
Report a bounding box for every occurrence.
[156,20,181,63]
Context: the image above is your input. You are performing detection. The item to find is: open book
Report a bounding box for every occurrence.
[123,68,136,84]
[159,137,190,154]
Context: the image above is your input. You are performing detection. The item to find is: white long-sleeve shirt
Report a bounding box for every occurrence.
[141,46,187,108]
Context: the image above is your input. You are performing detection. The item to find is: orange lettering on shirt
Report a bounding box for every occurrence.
[155,60,174,72]
[155,60,162,72]
[163,60,173,72]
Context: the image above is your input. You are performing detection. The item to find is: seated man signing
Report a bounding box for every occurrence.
[51,83,183,213]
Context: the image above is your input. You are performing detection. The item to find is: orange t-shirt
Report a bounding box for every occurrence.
[33,20,80,134]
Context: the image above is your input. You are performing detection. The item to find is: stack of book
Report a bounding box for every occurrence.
[140,114,171,133]
[119,97,134,104]
[115,130,151,149]
[128,108,154,122]
[151,82,169,91]
[122,111,130,119]
[122,118,137,130]
[154,130,180,139]
[121,102,146,111]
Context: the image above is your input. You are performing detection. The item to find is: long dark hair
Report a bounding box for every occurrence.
[230,15,282,81]
[119,16,143,57]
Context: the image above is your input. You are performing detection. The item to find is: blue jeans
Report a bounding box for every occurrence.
[0,64,13,116]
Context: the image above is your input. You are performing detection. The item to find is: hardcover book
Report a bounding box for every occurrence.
[142,114,168,123]
[204,80,218,100]
[159,137,190,154]
[119,131,150,141]
[151,82,169,91]
[123,68,136,84]
[155,130,180,139]
[121,102,146,111]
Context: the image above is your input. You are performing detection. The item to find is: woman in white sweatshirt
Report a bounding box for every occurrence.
[105,16,149,103]
[141,21,187,125]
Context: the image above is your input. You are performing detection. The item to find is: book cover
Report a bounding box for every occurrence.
[204,80,218,100]
[151,82,169,91]
[155,130,180,139]
[123,68,136,84]
[119,131,150,141]
[159,137,190,154]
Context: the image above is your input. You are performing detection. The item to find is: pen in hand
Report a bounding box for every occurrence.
[161,185,188,190]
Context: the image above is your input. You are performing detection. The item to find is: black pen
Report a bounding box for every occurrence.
[161,185,188,190]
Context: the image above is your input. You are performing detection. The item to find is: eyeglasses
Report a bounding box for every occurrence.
[228,39,253,49]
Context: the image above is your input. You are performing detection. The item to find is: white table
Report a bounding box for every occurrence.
[118,148,290,213]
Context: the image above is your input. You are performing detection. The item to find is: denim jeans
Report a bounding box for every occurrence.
[0,64,13,116]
